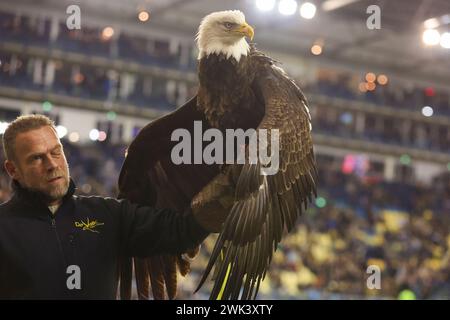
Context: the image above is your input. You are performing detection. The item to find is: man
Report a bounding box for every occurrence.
[0,114,222,299]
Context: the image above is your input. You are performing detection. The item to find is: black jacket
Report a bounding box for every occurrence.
[0,180,209,299]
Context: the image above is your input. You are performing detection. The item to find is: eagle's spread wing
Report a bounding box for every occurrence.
[118,96,221,299]
[195,53,318,299]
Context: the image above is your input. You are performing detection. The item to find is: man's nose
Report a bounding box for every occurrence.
[45,155,58,170]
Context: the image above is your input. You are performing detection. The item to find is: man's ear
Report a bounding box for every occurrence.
[4,160,19,180]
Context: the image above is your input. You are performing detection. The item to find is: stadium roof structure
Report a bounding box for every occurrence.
[2,0,449,86]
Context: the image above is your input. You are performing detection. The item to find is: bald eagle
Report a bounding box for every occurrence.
[118,10,317,300]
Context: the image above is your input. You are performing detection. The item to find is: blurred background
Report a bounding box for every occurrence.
[0,0,449,299]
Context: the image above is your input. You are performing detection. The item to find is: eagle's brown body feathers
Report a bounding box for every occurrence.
[197,53,263,130]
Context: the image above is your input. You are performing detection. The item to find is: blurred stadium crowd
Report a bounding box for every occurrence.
[0,8,449,300]
[182,157,450,300]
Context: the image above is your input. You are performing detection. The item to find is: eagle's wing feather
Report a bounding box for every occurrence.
[196,54,318,299]
[118,96,221,299]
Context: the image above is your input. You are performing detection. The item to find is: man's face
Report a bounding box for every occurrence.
[5,126,70,205]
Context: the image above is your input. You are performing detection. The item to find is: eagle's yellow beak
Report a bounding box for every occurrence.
[236,22,254,41]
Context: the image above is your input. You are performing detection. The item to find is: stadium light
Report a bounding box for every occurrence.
[398,289,416,300]
[365,72,376,83]
[102,27,114,40]
[278,0,298,16]
[0,121,9,134]
[98,131,107,142]
[106,111,117,121]
[340,112,353,124]
[440,32,450,49]
[89,129,100,141]
[315,197,327,208]
[68,132,80,143]
[311,44,322,55]
[422,29,440,46]
[255,0,276,12]
[42,101,52,112]
[56,125,68,138]
[421,106,434,117]
[400,154,411,165]
[423,14,450,29]
[322,0,361,12]
[377,74,388,85]
[423,18,440,29]
[300,2,316,19]
[138,11,149,22]
[358,82,367,92]
[365,82,376,91]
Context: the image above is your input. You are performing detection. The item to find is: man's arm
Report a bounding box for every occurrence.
[104,198,209,257]
[106,170,233,258]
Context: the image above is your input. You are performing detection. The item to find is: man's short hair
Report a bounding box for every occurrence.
[2,114,55,161]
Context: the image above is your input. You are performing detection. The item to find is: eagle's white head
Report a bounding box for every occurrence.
[196,10,254,62]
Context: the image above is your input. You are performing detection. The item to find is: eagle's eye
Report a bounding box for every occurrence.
[223,22,235,30]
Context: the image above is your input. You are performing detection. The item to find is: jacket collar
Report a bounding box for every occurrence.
[12,178,76,210]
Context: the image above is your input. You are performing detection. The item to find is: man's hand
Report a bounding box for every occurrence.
[191,170,235,233]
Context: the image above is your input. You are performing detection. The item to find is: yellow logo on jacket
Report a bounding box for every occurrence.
[74,218,104,233]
